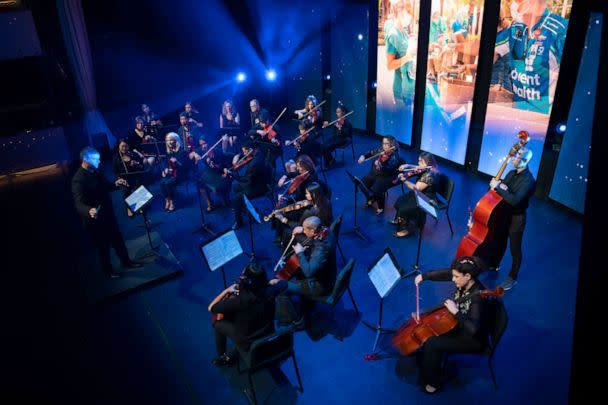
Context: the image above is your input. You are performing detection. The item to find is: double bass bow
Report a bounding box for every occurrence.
[455,131,529,259]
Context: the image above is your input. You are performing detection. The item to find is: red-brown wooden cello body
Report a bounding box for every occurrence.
[455,131,529,259]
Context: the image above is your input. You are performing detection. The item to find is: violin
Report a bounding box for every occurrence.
[263,199,313,221]
[224,150,255,177]
[361,145,396,163]
[285,126,315,150]
[322,110,355,129]
[274,227,330,280]
[392,165,431,184]
[391,286,504,356]
[276,171,310,208]
[261,122,281,146]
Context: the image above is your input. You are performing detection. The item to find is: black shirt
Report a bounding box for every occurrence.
[250,108,270,131]
[71,167,119,226]
[295,231,337,294]
[496,167,536,215]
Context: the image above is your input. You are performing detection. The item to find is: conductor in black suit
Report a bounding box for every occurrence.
[71,147,142,278]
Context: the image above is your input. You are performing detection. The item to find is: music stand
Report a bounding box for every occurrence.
[193,185,215,236]
[125,185,158,252]
[199,229,244,288]
[364,247,405,352]
[242,194,268,263]
[343,170,371,241]
[410,189,438,274]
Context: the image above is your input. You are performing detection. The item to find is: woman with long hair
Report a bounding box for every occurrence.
[219,99,241,153]
[160,132,188,212]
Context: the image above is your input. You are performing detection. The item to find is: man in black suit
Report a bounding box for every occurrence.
[71,147,142,278]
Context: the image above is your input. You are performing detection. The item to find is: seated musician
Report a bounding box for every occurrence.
[269,216,337,328]
[228,140,269,229]
[357,135,401,214]
[275,182,333,248]
[184,101,203,128]
[413,256,491,394]
[256,115,282,167]
[219,99,241,154]
[277,154,322,204]
[112,139,149,217]
[141,103,162,139]
[287,121,322,164]
[160,132,188,212]
[127,117,156,166]
[208,263,276,367]
[322,105,353,167]
[178,112,200,160]
[392,152,439,237]
[195,135,231,211]
[295,95,323,132]
[247,99,270,139]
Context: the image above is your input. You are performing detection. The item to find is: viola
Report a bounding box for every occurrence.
[274,227,330,280]
[455,131,529,260]
[391,286,504,356]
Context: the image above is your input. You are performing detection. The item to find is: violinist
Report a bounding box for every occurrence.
[195,135,231,211]
[247,99,270,139]
[160,132,188,212]
[277,155,323,204]
[322,105,353,167]
[112,139,148,217]
[219,99,241,154]
[357,136,402,214]
[295,95,323,131]
[183,101,203,128]
[392,152,439,237]
[127,117,156,166]
[287,121,322,163]
[209,263,276,367]
[140,103,162,138]
[413,256,490,394]
[229,140,269,229]
[256,115,282,167]
[178,112,200,160]
[269,216,337,327]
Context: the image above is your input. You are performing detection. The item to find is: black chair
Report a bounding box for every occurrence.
[236,328,303,404]
[308,258,359,318]
[329,214,346,265]
[442,298,508,390]
[431,173,455,235]
[332,137,356,164]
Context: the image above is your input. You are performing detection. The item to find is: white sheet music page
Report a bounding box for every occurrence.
[202,231,243,271]
[368,253,401,298]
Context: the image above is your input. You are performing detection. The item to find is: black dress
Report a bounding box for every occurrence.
[323,120,353,163]
[159,148,188,199]
[361,148,401,209]
[393,170,438,229]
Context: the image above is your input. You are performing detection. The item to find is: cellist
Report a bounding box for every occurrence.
[412,256,490,394]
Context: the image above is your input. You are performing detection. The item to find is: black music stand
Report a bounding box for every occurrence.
[193,185,215,236]
[199,229,244,288]
[364,247,405,353]
[343,170,371,241]
[125,185,159,253]
[410,189,438,274]
[243,194,268,263]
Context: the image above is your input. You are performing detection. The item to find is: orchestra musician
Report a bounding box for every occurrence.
[160,132,188,212]
[208,263,277,367]
[247,99,270,139]
[178,112,200,160]
[322,105,353,167]
[195,135,232,211]
[277,154,322,204]
[413,256,491,394]
[256,115,282,167]
[127,117,156,166]
[219,99,241,154]
[295,95,323,131]
[183,101,203,128]
[392,152,439,237]
[141,103,162,138]
[228,140,269,230]
[269,216,337,328]
[112,139,149,217]
[288,121,322,163]
[357,136,402,214]
[71,146,142,279]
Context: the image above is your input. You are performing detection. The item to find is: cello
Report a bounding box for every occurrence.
[391,286,504,356]
[273,227,329,280]
[455,131,529,259]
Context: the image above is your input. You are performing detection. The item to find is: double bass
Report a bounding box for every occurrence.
[455,131,529,259]
[391,286,504,356]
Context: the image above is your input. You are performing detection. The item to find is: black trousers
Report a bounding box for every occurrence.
[394,192,426,230]
[214,320,249,355]
[87,218,130,275]
[419,329,485,387]
[323,136,349,163]
[362,172,394,209]
[490,213,526,279]
[159,177,179,199]
[230,181,265,222]
[274,278,326,325]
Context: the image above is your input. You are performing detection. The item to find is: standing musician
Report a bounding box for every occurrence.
[269,216,337,327]
[71,147,142,279]
[160,132,188,212]
[247,99,271,139]
[195,135,232,211]
[357,136,402,214]
[140,103,162,138]
[208,263,276,367]
[112,139,149,217]
[413,256,491,394]
[488,147,536,290]
[178,112,200,160]
[227,140,269,230]
[183,101,204,128]
[128,117,156,166]
[392,152,439,237]
[219,99,241,153]
[322,105,353,167]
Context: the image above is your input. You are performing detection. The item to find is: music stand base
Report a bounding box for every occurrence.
[343,226,368,242]
[362,320,395,352]
[192,222,215,236]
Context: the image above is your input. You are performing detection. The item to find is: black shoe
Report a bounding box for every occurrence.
[211,353,235,367]
[122,261,143,269]
[292,316,306,331]
[501,277,517,290]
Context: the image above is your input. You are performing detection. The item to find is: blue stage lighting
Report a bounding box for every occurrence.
[236,72,246,82]
[358,34,363,40]
[325,74,331,80]
[266,69,277,81]
[557,123,567,133]
[372,81,377,88]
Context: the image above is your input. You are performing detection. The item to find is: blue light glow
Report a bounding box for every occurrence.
[266,69,277,81]
[325,74,331,80]
[236,72,246,82]
[357,34,363,40]
[557,123,567,133]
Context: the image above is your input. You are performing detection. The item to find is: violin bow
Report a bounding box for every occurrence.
[265,107,287,134]
[286,127,316,146]
[322,110,354,128]
[199,137,223,160]
[300,100,326,119]
[363,145,396,162]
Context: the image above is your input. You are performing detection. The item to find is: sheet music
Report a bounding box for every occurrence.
[243,194,261,224]
[125,185,153,212]
[202,231,243,271]
[368,253,401,298]
[416,191,438,219]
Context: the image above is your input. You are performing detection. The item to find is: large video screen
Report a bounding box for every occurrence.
[420,0,485,165]
[549,13,601,214]
[376,0,421,145]
[478,0,573,177]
